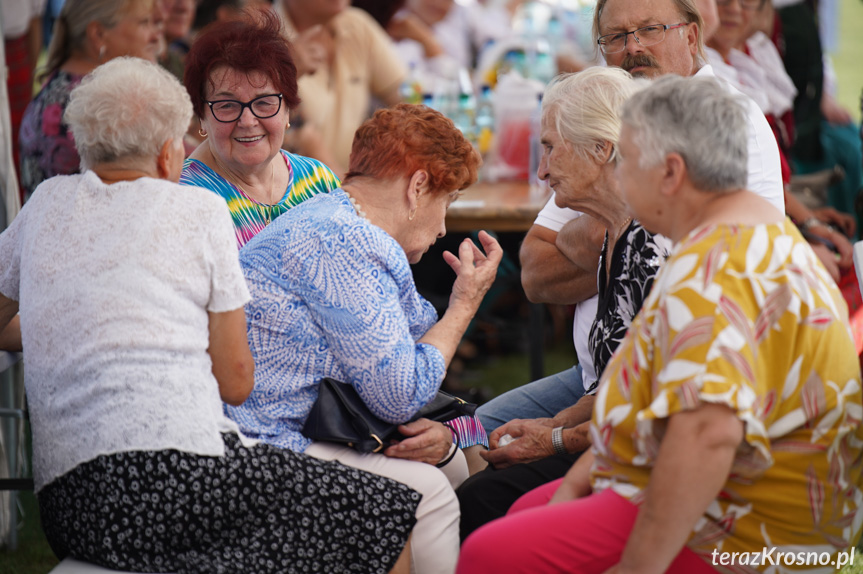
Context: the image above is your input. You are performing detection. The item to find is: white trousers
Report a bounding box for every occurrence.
[305,442,464,574]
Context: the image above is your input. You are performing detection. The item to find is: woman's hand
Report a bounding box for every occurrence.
[548,449,594,504]
[418,231,503,368]
[807,222,853,269]
[384,418,453,465]
[811,243,841,282]
[813,206,856,238]
[443,230,503,314]
[387,13,444,59]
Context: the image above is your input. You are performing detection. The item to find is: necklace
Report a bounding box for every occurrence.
[211,152,278,224]
[342,188,368,221]
[614,216,632,241]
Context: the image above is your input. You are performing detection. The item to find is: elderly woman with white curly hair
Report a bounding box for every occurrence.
[0,57,418,573]
[458,75,863,574]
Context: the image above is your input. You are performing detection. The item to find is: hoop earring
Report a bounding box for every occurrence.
[198,128,208,138]
[408,208,416,221]
[98,45,106,61]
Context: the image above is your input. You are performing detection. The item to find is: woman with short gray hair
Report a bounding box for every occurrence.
[459,75,862,574]
[64,57,194,171]
[0,57,416,573]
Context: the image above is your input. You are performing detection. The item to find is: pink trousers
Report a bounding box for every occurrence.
[457,479,717,573]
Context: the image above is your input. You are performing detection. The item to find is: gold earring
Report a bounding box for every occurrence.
[198,128,208,138]
[408,208,416,221]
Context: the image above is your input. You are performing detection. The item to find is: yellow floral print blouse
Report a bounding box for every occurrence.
[590,220,863,570]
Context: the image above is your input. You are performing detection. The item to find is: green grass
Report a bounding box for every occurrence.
[0,490,57,573]
[845,557,863,574]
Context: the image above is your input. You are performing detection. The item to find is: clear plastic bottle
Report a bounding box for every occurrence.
[529,93,544,189]
[475,85,495,156]
[400,63,423,105]
[453,92,477,146]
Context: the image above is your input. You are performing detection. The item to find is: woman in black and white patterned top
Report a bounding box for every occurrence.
[587,221,670,392]
[458,66,671,540]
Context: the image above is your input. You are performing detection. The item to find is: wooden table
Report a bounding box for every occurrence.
[446,180,552,233]
[445,180,553,381]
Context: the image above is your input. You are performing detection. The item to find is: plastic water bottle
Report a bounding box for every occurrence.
[422,92,437,111]
[475,85,495,156]
[453,92,477,146]
[400,63,423,105]
[529,93,543,189]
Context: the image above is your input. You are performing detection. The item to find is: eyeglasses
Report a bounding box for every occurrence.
[715,0,766,10]
[206,93,283,123]
[596,22,689,55]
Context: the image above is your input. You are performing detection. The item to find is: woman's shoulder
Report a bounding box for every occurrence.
[664,220,802,287]
[32,70,83,105]
[282,151,340,188]
[139,176,230,216]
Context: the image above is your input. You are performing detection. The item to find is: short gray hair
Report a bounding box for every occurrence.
[542,67,643,162]
[64,57,193,170]
[621,75,748,192]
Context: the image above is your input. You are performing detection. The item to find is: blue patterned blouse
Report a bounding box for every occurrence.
[226,189,447,452]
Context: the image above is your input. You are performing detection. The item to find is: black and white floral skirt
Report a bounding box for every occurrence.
[38,433,419,573]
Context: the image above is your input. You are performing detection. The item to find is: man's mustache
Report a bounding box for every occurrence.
[620,54,658,72]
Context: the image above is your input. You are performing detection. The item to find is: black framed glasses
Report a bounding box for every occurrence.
[206,93,283,123]
[597,22,688,55]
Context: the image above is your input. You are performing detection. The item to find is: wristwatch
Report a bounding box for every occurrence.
[551,426,567,456]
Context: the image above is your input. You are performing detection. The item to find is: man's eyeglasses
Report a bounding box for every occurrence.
[206,93,283,123]
[597,22,689,55]
[715,0,766,10]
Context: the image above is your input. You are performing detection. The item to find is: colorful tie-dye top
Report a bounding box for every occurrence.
[180,150,340,248]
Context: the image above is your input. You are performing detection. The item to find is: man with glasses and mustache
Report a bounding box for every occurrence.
[593,0,782,208]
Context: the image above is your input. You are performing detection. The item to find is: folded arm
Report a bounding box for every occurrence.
[520,217,603,304]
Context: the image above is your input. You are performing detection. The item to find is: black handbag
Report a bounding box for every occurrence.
[301,377,477,453]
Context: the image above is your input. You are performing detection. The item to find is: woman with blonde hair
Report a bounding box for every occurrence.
[18,0,162,199]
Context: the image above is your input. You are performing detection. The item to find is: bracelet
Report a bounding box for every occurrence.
[551,426,567,456]
[436,425,460,468]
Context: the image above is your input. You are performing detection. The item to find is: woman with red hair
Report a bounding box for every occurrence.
[180,12,341,248]
[229,104,502,574]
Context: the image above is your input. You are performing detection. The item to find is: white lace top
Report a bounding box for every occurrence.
[0,171,251,491]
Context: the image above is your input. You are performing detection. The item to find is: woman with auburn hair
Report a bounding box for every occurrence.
[18,0,162,200]
[228,103,502,574]
[180,11,340,248]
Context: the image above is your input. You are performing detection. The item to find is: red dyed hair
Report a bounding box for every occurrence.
[344,104,481,194]
[184,11,300,118]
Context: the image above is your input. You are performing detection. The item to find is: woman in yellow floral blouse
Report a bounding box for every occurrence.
[457,76,863,574]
